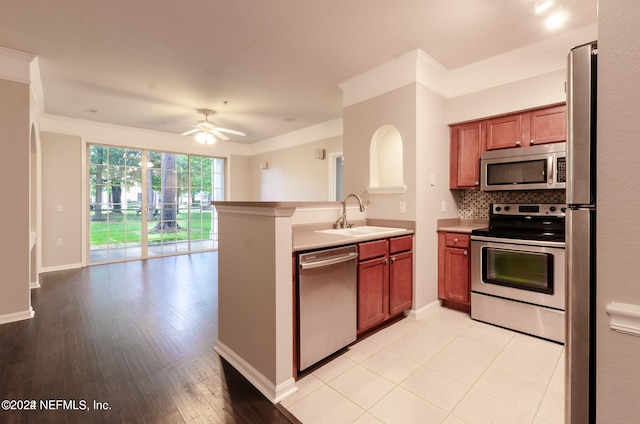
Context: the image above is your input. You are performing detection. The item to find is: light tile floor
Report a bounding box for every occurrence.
[282,306,565,424]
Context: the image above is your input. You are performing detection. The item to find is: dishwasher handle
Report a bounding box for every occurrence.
[299,252,358,270]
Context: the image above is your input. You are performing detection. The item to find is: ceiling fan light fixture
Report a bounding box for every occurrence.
[195,131,215,144]
[546,9,567,28]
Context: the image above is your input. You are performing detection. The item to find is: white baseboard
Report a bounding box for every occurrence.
[0,307,35,325]
[406,300,442,321]
[214,341,298,404]
[41,263,82,273]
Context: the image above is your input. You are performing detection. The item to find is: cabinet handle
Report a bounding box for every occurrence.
[464,250,468,256]
[516,140,521,147]
[475,181,479,186]
[530,139,535,145]
[384,258,389,264]
[453,238,459,243]
[391,257,396,263]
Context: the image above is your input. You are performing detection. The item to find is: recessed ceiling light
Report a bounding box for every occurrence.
[546,10,567,28]
[535,1,554,14]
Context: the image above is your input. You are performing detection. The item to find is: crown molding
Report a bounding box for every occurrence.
[0,45,35,84]
[447,23,597,98]
[40,113,252,156]
[249,117,343,156]
[339,49,447,108]
[29,57,44,117]
[339,23,598,106]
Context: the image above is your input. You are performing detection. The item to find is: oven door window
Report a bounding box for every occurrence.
[486,159,547,186]
[482,247,553,294]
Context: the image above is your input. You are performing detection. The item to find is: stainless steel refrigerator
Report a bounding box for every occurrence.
[566,40,597,424]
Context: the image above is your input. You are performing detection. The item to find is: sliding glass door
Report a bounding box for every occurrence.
[89,146,143,263]
[89,145,224,264]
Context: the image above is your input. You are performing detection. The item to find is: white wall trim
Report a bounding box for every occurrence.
[339,49,435,108]
[41,263,82,273]
[40,113,252,157]
[339,23,597,107]
[0,45,34,84]
[606,302,640,337]
[0,307,35,325]
[214,341,298,404]
[29,57,44,117]
[30,282,41,289]
[250,118,343,156]
[447,23,597,98]
[406,300,442,321]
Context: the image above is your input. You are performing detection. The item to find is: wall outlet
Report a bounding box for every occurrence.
[399,201,406,214]
[441,201,447,213]
[56,238,63,246]
[56,204,63,212]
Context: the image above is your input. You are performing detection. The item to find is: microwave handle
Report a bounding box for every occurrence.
[548,155,554,185]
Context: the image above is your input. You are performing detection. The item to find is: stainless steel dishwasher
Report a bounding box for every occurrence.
[298,244,358,371]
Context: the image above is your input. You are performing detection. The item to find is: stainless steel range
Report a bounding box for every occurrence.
[470,203,566,343]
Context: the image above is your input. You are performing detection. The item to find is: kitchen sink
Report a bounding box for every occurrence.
[315,226,407,237]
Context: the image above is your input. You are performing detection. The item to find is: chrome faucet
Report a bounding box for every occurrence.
[336,193,366,228]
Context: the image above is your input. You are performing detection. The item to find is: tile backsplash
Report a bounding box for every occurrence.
[457,190,566,219]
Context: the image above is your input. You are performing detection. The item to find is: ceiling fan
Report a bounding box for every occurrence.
[181,109,246,144]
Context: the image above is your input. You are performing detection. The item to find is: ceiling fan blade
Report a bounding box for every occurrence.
[181,128,200,136]
[215,127,246,136]
[212,130,230,141]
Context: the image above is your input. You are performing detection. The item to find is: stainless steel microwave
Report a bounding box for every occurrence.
[480,142,566,191]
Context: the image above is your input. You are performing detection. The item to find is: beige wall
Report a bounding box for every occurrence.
[343,82,457,314]
[343,84,418,220]
[0,79,31,317]
[41,132,83,269]
[249,136,342,201]
[597,1,640,422]
[415,84,457,309]
[228,154,251,200]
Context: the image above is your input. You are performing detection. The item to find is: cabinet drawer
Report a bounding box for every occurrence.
[445,233,470,248]
[358,239,388,261]
[389,235,413,254]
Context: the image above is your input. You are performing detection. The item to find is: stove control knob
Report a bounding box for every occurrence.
[550,206,557,212]
[504,206,511,211]
[561,207,567,213]
[495,206,502,212]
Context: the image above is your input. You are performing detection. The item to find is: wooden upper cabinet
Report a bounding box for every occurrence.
[486,113,523,150]
[485,104,566,150]
[528,105,566,146]
[450,122,484,189]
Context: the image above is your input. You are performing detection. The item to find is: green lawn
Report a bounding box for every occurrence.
[90,210,213,248]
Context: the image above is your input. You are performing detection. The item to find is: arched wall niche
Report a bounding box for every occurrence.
[368,125,406,194]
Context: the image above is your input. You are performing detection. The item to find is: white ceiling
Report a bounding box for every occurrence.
[0,0,597,144]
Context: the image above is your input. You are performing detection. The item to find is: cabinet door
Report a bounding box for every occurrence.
[358,257,388,333]
[528,105,566,146]
[450,122,483,188]
[486,113,523,150]
[443,247,470,306]
[389,250,412,316]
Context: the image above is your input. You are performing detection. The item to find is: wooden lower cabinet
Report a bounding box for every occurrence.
[437,231,471,312]
[357,235,413,334]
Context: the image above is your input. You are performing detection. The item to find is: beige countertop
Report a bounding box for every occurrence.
[436,218,488,234]
[293,227,414,252]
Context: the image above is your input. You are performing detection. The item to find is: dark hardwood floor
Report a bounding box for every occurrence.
[0,252,300,424]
